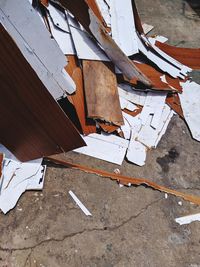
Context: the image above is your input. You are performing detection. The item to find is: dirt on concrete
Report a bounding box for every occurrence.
[1,1,200,266]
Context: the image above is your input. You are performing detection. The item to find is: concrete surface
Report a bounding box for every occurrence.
[1,0,200,266]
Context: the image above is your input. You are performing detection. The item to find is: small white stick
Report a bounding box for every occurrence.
[68,190,92,216]
[175,213,200,225]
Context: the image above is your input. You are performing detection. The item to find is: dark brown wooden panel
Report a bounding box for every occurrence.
[0,24,85,161]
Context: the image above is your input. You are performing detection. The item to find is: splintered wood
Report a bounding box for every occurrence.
[83,60,123,125]
[46,155,200,206]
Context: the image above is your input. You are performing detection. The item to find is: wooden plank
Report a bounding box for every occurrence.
[65,56,96,135]
[83,60,124,125]
[155,41,200,70]
[0,24,85,161]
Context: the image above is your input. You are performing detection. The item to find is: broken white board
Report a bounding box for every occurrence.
[120,116,131,140]
[67,13,109,61]
[0,157,45,214]
[175,213,200,225]
[69,190,92,216]
[126,132,147,166]
[142,23,154,34]
[139,91,167,128]
[118,84,147,106]
[137,104,174,148]
[110,0,138,56]
[179,81,200,141]
[119,97,138,111]
[46,4,75,55]
[96,0,111,27]
[122,112,147,166]
[148,37,192,76]
[74,133,129,165]
[137,34,186,79]
[0,0,76,98]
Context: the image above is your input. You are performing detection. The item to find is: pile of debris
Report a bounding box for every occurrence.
[0,0,200,213]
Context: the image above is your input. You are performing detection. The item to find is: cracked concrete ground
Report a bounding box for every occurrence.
[1,0,200,266]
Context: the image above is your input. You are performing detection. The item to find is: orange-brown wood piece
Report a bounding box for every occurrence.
[83,60,124,126]
[128,62,183,92]
[46,155,200,205]
[65,56,96,135]
[155,41,200,70]
[166,93,184,118]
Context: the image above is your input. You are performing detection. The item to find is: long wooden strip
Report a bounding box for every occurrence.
[58,0,152,86]
[83,60,124,126]
[0,24,85,161]
[65,56,96,135]
[46,155,200,205]
[155,41,200,70]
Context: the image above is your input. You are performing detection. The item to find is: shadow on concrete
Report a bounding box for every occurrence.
[185,0,200,17]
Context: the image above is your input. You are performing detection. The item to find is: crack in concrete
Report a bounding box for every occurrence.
[0,197,162,254]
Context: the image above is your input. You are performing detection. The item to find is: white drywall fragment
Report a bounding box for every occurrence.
[67,13,109,61]
[0,158,45,214]
[0,0,75,97]
[69,190,92,216]
[74,133,129,165]
[110,0,138,56]
[175,213,200,225]
[118,84,147,106]
[179,81,200,142]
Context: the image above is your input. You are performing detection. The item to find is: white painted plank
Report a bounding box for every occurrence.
[74,133,129,165]
[96,0,111,27]
[67,13,109,61]
[69,190,92,216]
[137,34,185,79]
[110,0,138,56]
[47,4,75,55]
[175,213,200,225]
[0,0,75,97]
[148,37,192,76]
[179,81,200,141]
